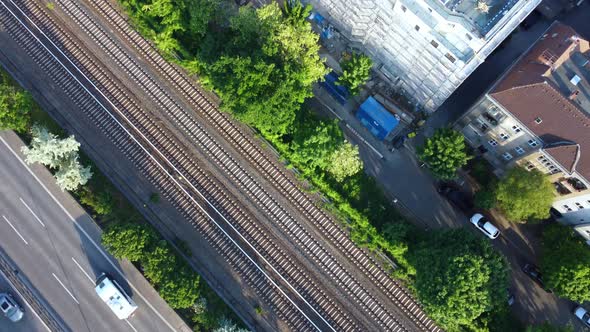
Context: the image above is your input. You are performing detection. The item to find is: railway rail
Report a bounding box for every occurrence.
[0,2,325,331]
[77,0,440,331]
[2,0,440,329]
[7,0,361,330]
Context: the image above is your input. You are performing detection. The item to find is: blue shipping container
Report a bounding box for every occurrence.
[356,96,399,140]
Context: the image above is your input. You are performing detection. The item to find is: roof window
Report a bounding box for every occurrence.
[534,117,542,124]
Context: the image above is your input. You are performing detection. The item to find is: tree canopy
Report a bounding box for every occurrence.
[102,222,157,262]
[417,128,471,180]
[495,167,554,221]
[22,125,92,191]
[0,80,32,133]
[541,223,590,302]
[412,228,509,331]
[327,143,363,182]
[199,2,327,137]
[337,52,373,95]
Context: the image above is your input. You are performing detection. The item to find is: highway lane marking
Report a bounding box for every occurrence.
[125,319,138,332]
[0,267,52,332]
[0,135,178,332]
[71,257,94,283]
[19,197,46,227]
[52,273,79,304]
[2,215,28,245]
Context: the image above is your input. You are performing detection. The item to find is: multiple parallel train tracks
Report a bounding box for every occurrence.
[0,0,440,330]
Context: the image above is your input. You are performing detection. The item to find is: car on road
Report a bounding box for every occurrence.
[469,213,500,239]
[95,273,138,320]
[0,293,24,322]
[574,306,590,327]
[522,263,552,293]
[437,183,474,212]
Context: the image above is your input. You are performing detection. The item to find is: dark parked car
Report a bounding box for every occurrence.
[437,183,474,212]
[522,263,552,293]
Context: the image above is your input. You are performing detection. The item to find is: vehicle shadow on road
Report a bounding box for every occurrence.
[73,217,132,297]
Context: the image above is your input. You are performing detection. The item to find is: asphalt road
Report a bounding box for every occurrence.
[0,131,185,332]
[0,269,48,331]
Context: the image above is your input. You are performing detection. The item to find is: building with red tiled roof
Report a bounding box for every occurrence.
[455,21,590,243]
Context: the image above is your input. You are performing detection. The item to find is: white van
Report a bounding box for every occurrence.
[95,273,138,320]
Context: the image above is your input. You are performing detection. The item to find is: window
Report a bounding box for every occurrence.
[465,33,473,41]
[401,5,407,12]
[488,139,498,147]
[512,125,522,133]
[576,202,584,210]
[535,117,543,124]
[415,25,420,31]
[528,139,539,147]
[502,152,513,160]
[445,53,456,63]
[499,132,510,140]
[515,146,525,155]
[525,161,536,170]
[563,205,573,212]
[430,40,439,48]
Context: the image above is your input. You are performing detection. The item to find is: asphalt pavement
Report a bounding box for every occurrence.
[0,131,189,332]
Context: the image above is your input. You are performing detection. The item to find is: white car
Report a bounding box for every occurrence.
[0,293,24,322]
[574,306,590,327]
[470,213,500,239]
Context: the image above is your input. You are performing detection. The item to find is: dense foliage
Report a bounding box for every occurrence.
[541,224,590,302]
[495,167,554,221]
[418,128,471,180]
[102,223,201,309]
[337,52,373,95]
[0,71,32,132]
[22,125,92,191]
[117,1,514,330]
[411,229,509,331]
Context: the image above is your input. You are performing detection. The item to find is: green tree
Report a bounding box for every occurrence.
[289,114,344,173]
[417,128,471,180]
[495,167,554,221]
[143,241,200,308]
[327,143,363,182]
[337,52,373,95]
[22,125,92,191]
[412,229,509,331]
[282,0,312,28]
[202,3,327,137]
[0,83,32,133]
[541,224,590,302]
[79,187,114,216]
[474,186,497,210]
[101,223,157,262]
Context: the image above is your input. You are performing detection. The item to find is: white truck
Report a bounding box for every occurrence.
[95,273,138,320]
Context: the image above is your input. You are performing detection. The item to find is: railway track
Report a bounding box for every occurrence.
[53,0,420,329]
[0,2,326,331]
[78,0,440,331]
[7,0,360,330]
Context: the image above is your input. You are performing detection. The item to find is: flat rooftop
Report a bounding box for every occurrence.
[547,52,590,114]
[440,0,520,35]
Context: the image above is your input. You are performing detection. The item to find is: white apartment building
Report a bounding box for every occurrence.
[305,0,540,111]
[455,22,590,242]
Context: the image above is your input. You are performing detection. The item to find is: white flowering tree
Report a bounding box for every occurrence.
[213,318,250,332]
[327,142,363,182]
[22,125,92,190]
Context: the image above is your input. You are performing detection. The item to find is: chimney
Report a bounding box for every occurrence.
[570,90,580,100]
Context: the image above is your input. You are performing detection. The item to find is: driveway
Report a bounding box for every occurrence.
[311,4,590,329]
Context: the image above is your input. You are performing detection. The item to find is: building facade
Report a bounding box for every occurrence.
[455,22,590,242]
[305,0,540,111]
